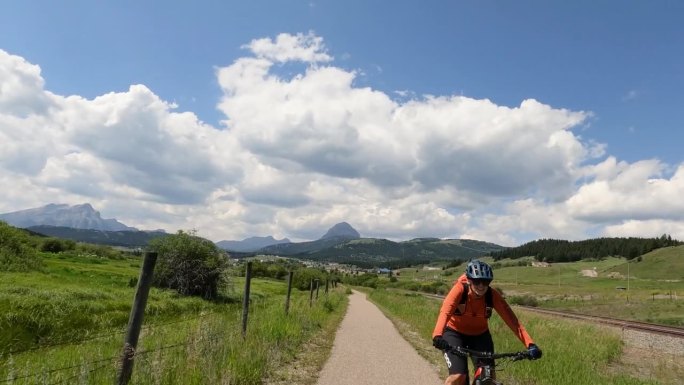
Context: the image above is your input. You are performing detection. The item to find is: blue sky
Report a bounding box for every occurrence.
[1,1,683,245]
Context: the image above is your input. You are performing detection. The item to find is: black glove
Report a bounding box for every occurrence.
[527,343,542,360]
[432,335,450,350]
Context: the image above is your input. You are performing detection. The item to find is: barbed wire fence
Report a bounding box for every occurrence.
[1,255,338,385]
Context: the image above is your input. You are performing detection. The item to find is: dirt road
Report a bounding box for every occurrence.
[315,290,443,385]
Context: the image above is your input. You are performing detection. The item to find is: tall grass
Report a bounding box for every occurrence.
[1,287,347,384]
[0,251,348,384]
[367,288,665,385]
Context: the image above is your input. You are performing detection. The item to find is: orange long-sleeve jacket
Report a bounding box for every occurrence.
[432,274,534,348]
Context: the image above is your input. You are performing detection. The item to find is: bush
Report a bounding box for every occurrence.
[150,230,229,299]
[508,295,539,307]
[0,221,42,271]
[40,238,76,253]
[291,267,327,291]
[342,273,379,288]
[75,243,124,259]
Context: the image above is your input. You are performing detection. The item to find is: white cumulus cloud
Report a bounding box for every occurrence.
[1,33,683,244]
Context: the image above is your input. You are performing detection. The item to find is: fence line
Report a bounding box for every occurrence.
[1,287,339,384]
[241,261,252,338]
[117,251,157,385]
[46,361,112,385]
[2,259,338,385]
[0,355,117,384]
[4,308,223,356]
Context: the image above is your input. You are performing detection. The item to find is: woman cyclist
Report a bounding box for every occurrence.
[432,260,542,385]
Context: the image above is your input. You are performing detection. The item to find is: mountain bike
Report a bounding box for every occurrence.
[448,345,534,385]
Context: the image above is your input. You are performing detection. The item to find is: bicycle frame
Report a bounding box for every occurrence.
[450,346,531,385]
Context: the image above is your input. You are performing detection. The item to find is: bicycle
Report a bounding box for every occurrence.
[446,345,534,385]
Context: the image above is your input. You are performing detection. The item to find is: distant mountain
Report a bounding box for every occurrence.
[216,236,291,252]
[320,222,360,240]
[254,223,504,268]
[27,225,167,248]
[0,203,136,231]
[259,222,361,255]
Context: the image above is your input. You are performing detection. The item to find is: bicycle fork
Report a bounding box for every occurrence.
[473,365,500,385]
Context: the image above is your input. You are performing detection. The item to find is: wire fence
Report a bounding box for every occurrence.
[1,258,336,385]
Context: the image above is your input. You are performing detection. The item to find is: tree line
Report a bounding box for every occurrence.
[489,235,682,262]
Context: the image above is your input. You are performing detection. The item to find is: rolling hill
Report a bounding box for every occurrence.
[605,245,684,280]
[284,237,506,268]
[26,225,168,248]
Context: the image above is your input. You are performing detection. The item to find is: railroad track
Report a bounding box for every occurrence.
[418,291,684,339]
[518,306,684,338]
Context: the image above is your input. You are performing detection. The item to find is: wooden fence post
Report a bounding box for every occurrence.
[315,279,320,300]
[285,271,294,315]
[309,279,314,307]
[242,262,253,338]
[325,279,329,295]
[117,251,158,385]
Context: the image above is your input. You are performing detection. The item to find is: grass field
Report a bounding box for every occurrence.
[365,288,682,385]
[0,252,348,385]
[3,239,683,384]
[392,247,684,326]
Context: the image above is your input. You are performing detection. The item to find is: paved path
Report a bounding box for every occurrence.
[315,290,443,385]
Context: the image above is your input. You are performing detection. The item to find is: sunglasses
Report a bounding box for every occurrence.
[470,279,491,286]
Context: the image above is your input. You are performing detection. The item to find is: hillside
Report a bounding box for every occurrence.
[605,245,684,280]
[295,237,505,268]
[490,236,682,262]
[27,225,167,248]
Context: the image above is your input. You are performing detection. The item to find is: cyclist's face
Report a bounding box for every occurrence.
[469,279,490,296]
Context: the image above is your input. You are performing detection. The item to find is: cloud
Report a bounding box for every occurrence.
[218,48,595,204]
[567,160,684,221]
[603,219,684,239]
[1,50,243,208]
[622,89,638,101]
[2,34,684,244]
[0,50,53,117]
[242,32,332,63]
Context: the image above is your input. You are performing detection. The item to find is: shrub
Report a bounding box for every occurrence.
[150,230,229,299]
[75,242,124,259]
[40,238,76,253]
[0,221,42,271]
[291,267,327,291]
[342,272,379,288]
[508,295,539,307]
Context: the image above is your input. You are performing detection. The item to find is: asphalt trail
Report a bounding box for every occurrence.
[315,290,443,385]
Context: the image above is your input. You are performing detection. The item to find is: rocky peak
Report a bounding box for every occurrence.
[319,222,361,240]
[0,203,136,231]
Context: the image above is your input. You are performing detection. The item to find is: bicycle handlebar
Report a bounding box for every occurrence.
[449,345,532,361]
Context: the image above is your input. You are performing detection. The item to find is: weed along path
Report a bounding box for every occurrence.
[315,290,442,385]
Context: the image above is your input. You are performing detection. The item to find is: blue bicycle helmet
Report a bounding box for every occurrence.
[465,260,494,281]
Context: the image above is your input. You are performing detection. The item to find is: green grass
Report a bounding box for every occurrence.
[366,288,666,385]
[1,253,223,353]
[391,250,684,326]
[0,251,348,384]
